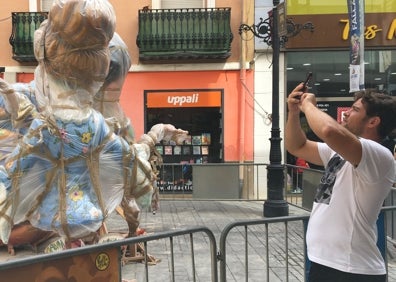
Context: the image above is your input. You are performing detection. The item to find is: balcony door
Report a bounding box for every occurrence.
[152,0,216,9]
[40,0,53,12]
[161,0,203,8]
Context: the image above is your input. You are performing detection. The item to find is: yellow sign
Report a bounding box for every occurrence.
[287,0,396,15]
[340,19,396,41]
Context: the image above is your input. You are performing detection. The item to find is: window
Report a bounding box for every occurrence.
[286,50,396,97]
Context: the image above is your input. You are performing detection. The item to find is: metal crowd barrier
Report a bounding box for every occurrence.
[156,162,269,200]
[1,207,395,281]
[384,187,396,239]
[155,162,321,202]
[218,215,309,282]
[0,226,218,282]
[218,207,396,282]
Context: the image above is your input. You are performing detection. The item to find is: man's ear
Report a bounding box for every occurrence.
[368,116,381,128]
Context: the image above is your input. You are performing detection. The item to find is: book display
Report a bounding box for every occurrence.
[192,135,202,145]
[201,133,211,145]
[153,131,219,193]
[155,133,212,161]
[182,146,191,155]
[164,145,173,155]
[193,145,201,155]
[173,145,181,155]
[155,145,163,155]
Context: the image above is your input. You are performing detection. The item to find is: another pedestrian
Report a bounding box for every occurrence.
[285,83,396,282]
[292,157,309,193]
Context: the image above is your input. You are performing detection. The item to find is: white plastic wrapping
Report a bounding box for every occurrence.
[0,0,188,245]
[94,32,135,142]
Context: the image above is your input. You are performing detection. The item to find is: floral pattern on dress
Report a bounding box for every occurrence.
[0,111,128,238]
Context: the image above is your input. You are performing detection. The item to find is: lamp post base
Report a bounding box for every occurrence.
[263,200,289,217]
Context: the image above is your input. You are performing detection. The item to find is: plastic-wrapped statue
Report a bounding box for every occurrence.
[0,33,161,254]
[94,32,162,225]
[0,80,37,167]
[0,0,187,251]
[94,32,135,143]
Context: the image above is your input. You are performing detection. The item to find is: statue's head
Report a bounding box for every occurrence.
[103,32,132,90]
[34,0,116,92]
[95,32,132,103]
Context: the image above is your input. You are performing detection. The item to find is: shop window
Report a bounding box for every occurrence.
[286,50,396,98]
[145,89,223,194]
[148,107,222,194]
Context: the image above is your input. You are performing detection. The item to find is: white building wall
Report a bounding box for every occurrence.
[253,0,286,199]
[253,51,285,199]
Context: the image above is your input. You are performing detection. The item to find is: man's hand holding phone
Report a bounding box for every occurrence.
[296,72,312,100]
[302,71,312,92]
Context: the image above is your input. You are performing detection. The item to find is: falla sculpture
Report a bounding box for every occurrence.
[0,0,188,255]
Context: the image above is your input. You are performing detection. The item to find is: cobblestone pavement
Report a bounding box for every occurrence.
[1,200,395,282]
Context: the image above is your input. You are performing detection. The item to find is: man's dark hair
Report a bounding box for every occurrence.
[354,89,396,139]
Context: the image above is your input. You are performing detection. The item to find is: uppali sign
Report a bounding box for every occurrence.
[146,90,222,108]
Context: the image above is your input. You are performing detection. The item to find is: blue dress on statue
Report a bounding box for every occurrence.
[0,110,151,242]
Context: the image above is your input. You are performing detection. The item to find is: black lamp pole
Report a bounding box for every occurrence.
[239,1,313,217]
[263,0,289,217]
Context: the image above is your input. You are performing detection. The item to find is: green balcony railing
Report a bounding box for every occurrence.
[9,12,48,62]
[136,8,233,62]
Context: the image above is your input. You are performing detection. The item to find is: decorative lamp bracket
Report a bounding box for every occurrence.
[239,15,314,48]
[239,17,273,46]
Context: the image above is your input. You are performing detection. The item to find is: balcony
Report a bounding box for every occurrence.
[9,12,48,62]
[136,8,233,62]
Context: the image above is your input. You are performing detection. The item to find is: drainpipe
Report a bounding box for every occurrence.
[239,69,246,196]
[238,0,252,197]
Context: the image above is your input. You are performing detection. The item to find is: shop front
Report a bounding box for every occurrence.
[283,0,396,185]
[285,1,396,105]
[115,69,254,197]
[145,89,223,194]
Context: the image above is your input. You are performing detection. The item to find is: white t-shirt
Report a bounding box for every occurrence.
[307,138,395,275]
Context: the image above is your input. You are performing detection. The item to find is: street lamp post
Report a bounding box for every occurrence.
[263,0,289,217]
[239,1,313,217]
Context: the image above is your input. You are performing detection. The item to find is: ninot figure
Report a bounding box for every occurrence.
[0,0,187,253]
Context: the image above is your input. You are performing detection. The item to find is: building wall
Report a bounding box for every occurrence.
[253,1,286,164]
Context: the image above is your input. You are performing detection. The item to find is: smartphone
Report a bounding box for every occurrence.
[302,72,313,92]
